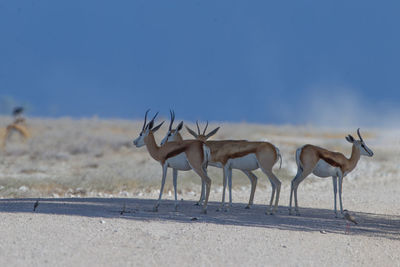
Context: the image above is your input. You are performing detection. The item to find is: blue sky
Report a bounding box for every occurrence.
[1,1,399,126]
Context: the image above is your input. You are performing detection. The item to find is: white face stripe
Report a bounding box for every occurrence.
[160,130,171,145]
[133,128,148,147]
[133,135,145,147]
[160,129,180,145]
[358,140,374,157]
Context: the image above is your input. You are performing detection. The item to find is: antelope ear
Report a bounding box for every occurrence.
[185,125,198,138]
[346,135,355,143]
[205,127,220,139]
[176,121,183,132]
[152,121,165,132]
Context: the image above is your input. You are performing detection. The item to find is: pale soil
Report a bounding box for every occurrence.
[0,176,399,267]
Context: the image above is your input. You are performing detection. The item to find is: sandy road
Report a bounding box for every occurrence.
[0,183,399,267]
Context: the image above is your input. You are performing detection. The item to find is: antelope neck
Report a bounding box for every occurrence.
[144,132,162,162]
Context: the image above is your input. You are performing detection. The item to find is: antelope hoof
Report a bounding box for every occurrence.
[201,209,207,214]
[245,205,251,209]
[194,202,201,206]
[152,206,159,212]
[174,205,178,212]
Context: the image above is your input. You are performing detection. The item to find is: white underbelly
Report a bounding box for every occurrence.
[312,159,340,177]
[227,153,259,170]
[209,161,223,168]
[167,153,191,171]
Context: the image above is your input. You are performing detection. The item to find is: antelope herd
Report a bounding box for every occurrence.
[133,110,374,217]
[2,107,374,218]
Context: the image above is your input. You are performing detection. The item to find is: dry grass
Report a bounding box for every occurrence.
[0,116,388,198]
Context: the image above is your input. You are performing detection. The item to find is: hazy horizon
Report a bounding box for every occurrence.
[1,1,400,127]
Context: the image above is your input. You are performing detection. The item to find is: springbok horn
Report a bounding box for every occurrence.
[147,111,159,129]
[203,121,209,135]
[150,112,159,123]
[142,109,150,131]
[357,128,364,142]
[196,120,201,135]
[169,110,175,131]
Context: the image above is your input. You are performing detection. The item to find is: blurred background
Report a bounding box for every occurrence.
[0,1,398,199]
[1,1,399,127]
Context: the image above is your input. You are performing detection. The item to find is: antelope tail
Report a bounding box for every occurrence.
[275,146,282,169]
[203,144,211,169]
[295,147,304,172]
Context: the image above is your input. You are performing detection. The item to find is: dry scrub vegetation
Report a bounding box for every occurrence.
[0,116,392,199]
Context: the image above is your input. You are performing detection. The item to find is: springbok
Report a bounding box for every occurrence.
[2,108,30,149]
[133,110,212,214]
[157,110,207,208]
[162,119,282,214]
[289,128,374,217]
